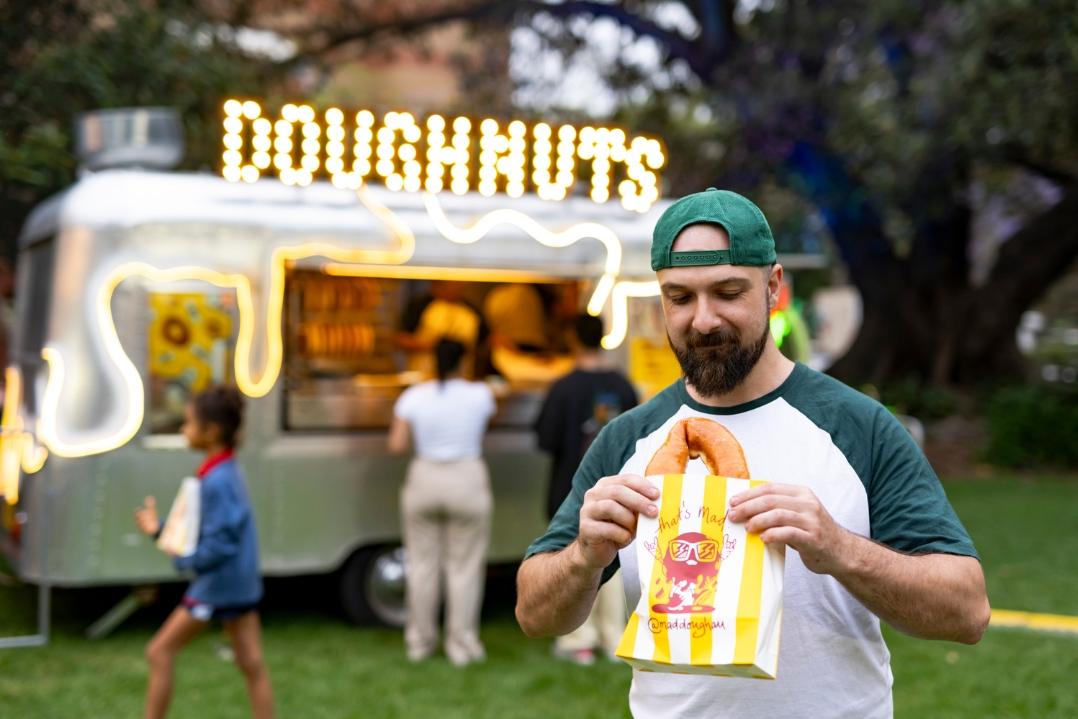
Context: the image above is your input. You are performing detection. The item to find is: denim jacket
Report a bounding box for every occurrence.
[173,457,262,606]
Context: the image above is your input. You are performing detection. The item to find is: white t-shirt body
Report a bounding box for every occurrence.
[394,379,496,461]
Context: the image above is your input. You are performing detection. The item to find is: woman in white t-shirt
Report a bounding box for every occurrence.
[388,339,496,666]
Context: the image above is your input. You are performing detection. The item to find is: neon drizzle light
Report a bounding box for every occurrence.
[605,280,661,350]
[36,186,415,458]
[422,193,620,317]
[0,366,49,504]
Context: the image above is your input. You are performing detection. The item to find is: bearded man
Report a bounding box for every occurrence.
[515,189,989,719]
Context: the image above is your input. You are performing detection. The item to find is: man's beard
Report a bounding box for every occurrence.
[668,309,770,396]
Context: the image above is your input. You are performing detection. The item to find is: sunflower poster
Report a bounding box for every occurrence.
[147,293,236,433]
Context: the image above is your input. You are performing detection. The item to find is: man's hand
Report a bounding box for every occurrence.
[728,483,852,575]
[135,496,161,538]
[575,474,660,570]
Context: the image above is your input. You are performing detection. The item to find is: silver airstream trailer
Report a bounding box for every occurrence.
[1,107,688,629]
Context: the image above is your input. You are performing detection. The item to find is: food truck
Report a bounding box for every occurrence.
[0,103,814,630]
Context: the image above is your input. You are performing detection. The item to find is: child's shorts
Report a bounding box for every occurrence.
[182,595,260,622]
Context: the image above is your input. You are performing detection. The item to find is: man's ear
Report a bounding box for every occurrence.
[766,263,783,308]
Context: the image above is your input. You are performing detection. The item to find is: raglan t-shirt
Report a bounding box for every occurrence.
[525,363,977,719]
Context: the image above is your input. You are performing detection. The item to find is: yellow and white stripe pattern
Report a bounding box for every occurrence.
[617,475,785,678]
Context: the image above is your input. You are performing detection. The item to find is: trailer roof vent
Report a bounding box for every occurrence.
[76,107,184,172]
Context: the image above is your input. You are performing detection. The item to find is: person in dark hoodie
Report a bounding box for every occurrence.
[135,385,273,719]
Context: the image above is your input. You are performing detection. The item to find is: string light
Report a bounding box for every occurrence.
[220,99,665,210]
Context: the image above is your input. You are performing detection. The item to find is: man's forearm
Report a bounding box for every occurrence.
[831,533,990,644]
[516,541,605,637]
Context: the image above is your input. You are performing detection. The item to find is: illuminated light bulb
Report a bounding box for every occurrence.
[508,120,526,135]
[508,137,526,153]
[507,183,524,198]
[425,178,444,193]
[386,175,404,192]
[253,136,271,152]
[223,149,242,166]
[403,125,421,144]
[479,183,496,197]
[326,157,344,174]
[327,126,345,142]
[534,155,551,170]
[403,176,421,193]
[301,155,319,172]
[427,114,446,132]
[275,120,295,136]
[297,105,315,124]
[534,123,552,140]
[399,111,415,125]
[556,156,574,171]
[593,174,610,188]
[274,137,293,153]
[479,167,496,181]
[253,118,272,136]
[224,99,243,118]
[532,171,549,185]
[302,138,320,155]
[223,117,242,134]
[241,165,260,182]
[590,187,609,203]
[479,150,496,165]
[357,110,375,127]
[451,178,468,195]
[253,152,271,169]
[399,145,416,162]
[558,125,576,141]
[282,104,299,122]
[451,164,469,179]
[242,101,261,119]
[274,154,291,170]
[492,136,509,153]
[627,163,642,180]
[223,134,242,151]
[611,128,626,145]
[355,159,372,176]
[376,144,394,161]
[223,165,242,182]
[280,167,296,185]
[376,159,394,177]
[556,170,574,186]
[619,179,636,196]
[480,118,498,135]
[296,169,313,186]
[611,145,626,162]
[302,123,320,139]
[453,116,471,133]
[509,168,526,183]
[404,160,422,177]
[452,135,469,149]
[355,128,373,143]
[580,126,596,144]
[325,107,344,125]
[327,141,344,157]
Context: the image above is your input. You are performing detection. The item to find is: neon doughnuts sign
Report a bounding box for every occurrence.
[219,99,666,212]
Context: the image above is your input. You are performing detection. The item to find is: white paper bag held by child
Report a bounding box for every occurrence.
[157,477,201,558]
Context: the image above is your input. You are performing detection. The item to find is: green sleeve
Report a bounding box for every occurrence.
[524,422,624,583]
[866,406,979,558]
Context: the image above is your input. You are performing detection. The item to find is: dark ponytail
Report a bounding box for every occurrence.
[434,339,466,385]
[192,384,245,448]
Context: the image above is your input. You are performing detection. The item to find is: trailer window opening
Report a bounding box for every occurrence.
[282,267,588,432]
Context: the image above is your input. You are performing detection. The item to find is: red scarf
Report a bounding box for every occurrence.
[197,449,234,479]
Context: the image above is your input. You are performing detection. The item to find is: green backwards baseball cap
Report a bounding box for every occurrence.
[651,188,777,271]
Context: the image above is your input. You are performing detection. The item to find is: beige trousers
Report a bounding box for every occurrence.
[401,457,491,664]
[555,570,627,657]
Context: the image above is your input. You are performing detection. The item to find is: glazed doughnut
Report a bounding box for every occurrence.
[645,417,750,478]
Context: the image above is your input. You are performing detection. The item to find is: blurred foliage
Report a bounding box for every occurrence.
[0,0,274,254]
[982,384,1078,469]
[876,378,958,421]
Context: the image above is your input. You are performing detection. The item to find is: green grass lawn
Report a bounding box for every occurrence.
[0,474,1075,718]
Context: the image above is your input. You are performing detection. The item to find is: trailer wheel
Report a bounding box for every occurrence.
[339,545,407,627]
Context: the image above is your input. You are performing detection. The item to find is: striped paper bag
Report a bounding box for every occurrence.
[616,474,785,678]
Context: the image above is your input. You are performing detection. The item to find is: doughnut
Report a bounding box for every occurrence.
[645,417,750,478]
